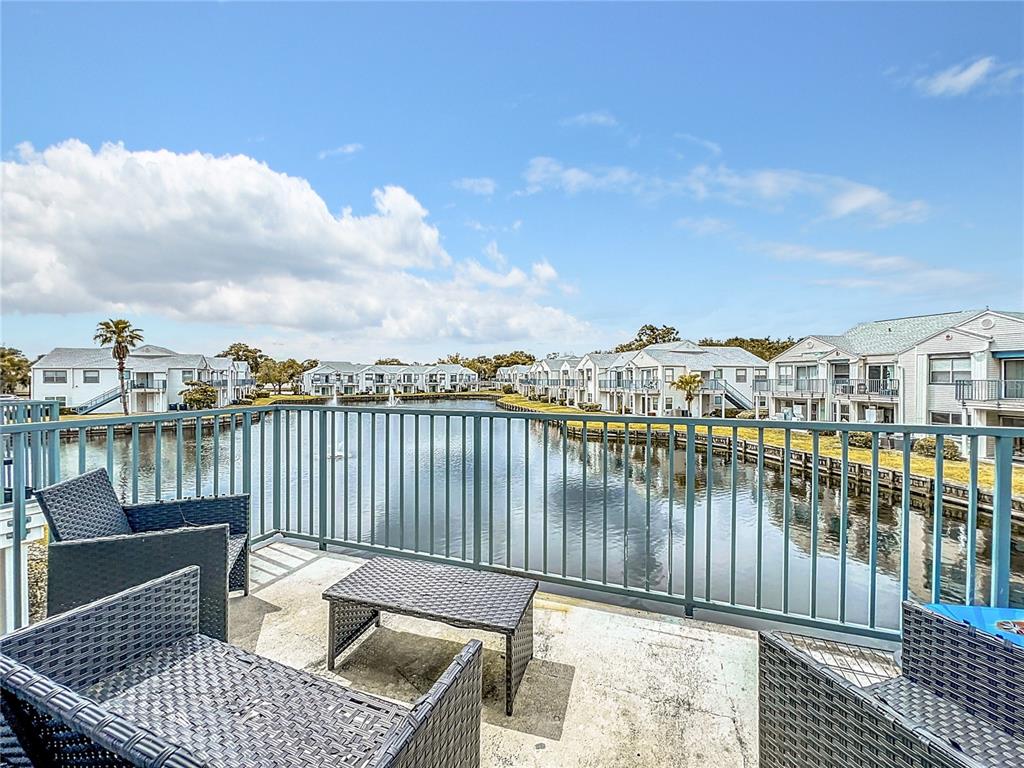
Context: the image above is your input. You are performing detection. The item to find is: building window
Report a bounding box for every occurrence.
[664,367,674,382]
[43,370,67,384]
[777,365,793,379]
[929,411,963,426]
[664,398,673,411]
[735,368,747,383]
[44,396,67,406]
[929,357,970,384]
[81,370,100,384]
[181,370,194,382]
[713,369,723,379]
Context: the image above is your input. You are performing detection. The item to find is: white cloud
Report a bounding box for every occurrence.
[763,241,984,294]
[684,164,928,226]
[318,143,363,159]
[2,140,588,348]
[452,176,497,196]
[560,110,619,128]
[483,240,506,267]
[910,56,1024,97]
[674,132,722,157]
[520,156,642,195]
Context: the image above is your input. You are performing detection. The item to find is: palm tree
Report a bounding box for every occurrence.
[671,372,703,416]
[94,319,144,415]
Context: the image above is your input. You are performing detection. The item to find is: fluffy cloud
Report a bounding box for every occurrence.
[452,176,497,196]
[2,140,588,347]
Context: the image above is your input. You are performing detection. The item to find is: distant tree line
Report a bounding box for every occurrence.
[698,336,796,361]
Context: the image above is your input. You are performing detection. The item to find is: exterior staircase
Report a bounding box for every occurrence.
[74,385,123,414]
[705,379,754,410]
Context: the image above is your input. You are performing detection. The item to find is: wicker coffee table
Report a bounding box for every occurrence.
[323,557,538,715]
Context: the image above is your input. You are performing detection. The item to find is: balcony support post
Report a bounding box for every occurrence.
[991,436,1013,607]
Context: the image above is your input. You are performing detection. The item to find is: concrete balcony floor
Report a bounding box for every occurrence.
[236,542,759,768]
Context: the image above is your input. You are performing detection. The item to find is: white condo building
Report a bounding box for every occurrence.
[764,309,1024,459]
[518,343,769,417]
[304,361,479,396]
[30,345,254,414]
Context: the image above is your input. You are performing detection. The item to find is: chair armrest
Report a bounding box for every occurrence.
[901,601,1024,737]
[0,567,200,691]
[374,640,482,767]
[125,494,249,536]
[47,526,230,640]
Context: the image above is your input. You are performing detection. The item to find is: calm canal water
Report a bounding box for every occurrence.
[62,400,1023,631]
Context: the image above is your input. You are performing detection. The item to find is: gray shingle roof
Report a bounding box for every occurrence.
[32,347,114,369]
[822,310,982,355]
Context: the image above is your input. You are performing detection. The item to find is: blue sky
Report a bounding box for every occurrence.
[2,2,1021,362]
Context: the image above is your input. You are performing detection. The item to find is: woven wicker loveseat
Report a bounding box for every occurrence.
[35,468,249,640]
[0,567,483,767]
[759,601,1024,767]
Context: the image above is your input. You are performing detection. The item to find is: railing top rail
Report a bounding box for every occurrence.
[2,401,1023,438]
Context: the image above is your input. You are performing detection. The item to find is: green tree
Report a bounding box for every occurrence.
[256,360,290,394]
[698,336,796,362]
[614,324,681,353]
[93,319,144,415]
[179,380,218,410]
[0,347,31,394]
[671,372,704,415]
[375,357,408,365]
[492,351,536,369]
[218,342,269,374]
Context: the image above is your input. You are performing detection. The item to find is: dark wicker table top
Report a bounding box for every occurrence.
[323,557,538,634]
[87,635,407,768]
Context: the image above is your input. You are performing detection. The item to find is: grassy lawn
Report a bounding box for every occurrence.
[57,411,125,422]
[251,393,329,406]
[498,395,1024,496]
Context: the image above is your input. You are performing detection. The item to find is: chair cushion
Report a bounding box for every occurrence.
[34,469,132,541]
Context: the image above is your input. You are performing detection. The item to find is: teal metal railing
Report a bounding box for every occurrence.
[1,403,1020,639]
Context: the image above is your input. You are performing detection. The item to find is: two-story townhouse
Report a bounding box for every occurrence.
[31,345,250,414]
[765,310,1024,444]
[895,310,1024,459]
[602,342,767,417]
[575,353,616,407]
[496,364,531,391]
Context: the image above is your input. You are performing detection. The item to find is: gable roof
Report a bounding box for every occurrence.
[32,347,115,369]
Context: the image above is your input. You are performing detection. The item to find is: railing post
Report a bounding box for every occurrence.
[472,415,482,568]
[684,423,696,616]
[242,411,252,495]
[272,408,282,533]
[990,435,1012,607]
[10,433,27,630]
[318,409,328,551]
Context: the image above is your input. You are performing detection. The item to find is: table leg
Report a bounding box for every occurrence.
[327,600,379,671]
[505,598,534,715]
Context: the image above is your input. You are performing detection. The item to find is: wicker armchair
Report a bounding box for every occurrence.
[759,601,1024,767]
[0,567,483,768]
[34,468,249,640]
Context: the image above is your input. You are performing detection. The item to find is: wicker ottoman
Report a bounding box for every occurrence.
[324,557,537,715]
